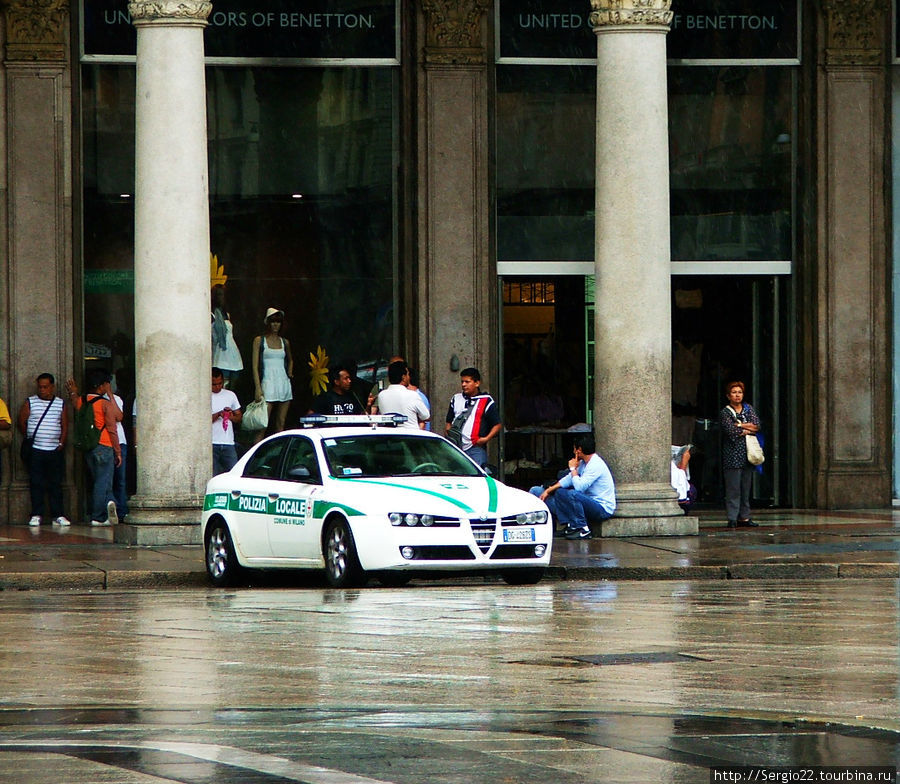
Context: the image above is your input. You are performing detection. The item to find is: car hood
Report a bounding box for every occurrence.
[325,474,546,518]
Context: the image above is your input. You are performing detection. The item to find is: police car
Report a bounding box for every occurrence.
[202,415,553,587]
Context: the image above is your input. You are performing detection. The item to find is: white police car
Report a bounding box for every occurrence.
[202,415,553,587]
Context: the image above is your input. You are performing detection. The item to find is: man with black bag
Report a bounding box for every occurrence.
[444,367,501,470]
[17,373,70,527]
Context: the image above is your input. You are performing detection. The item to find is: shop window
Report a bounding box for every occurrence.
[496,64,794,266]
[81,64,398,417]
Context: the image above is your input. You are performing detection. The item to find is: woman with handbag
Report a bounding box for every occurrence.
[719,380,761,529]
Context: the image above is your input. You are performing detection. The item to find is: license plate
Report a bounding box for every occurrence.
[503,527,535,543]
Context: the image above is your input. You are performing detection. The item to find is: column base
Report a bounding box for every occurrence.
[114,494,203,545]
[599,515,698,537]
[602,483,699,537]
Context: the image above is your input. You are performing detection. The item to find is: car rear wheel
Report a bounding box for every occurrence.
[501,567,545,586]
[323,517,365,588]
[206,521,241,587]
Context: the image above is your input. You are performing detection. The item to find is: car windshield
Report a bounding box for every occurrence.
[322,433,483,478]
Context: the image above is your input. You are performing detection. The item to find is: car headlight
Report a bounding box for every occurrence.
[516,510,548,525]
[389,513,436,527]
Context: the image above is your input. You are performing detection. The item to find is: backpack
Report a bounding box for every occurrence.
[73,395,105,451]
[446,406,473,448]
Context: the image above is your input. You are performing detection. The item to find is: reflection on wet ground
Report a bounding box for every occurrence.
[0,581,898,783]
[1,709,898,784]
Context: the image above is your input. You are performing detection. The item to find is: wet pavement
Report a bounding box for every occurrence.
[1,509,899,590]
[0,581,898,783]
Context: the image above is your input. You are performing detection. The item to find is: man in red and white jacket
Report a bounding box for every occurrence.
[444,367,501,470]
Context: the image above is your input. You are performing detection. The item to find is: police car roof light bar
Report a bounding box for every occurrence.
[298,414,408,428]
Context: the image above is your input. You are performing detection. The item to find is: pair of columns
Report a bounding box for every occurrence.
[123,0,691,543]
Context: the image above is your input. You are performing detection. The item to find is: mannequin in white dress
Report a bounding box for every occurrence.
[211,284,243,386]
[251,308,293,442]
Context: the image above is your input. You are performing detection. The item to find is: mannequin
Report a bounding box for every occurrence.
[211,284,243,386]
[251,307,293,441]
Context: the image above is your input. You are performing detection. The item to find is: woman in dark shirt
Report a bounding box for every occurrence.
[719,380,760,528]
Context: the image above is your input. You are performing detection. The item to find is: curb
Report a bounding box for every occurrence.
[2,562,898,591]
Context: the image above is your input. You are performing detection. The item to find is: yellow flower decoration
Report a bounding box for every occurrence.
[210,253,227,288]
[308,345,330,396]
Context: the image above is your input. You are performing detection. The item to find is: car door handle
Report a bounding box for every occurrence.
[268,493,279,500]
[231,490,241,498]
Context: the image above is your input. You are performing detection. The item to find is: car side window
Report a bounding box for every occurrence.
[243,438,288,479]
[282,437,322,484]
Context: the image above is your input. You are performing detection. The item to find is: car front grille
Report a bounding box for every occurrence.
[469,518,496,553]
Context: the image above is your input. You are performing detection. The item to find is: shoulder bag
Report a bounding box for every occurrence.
[745,434,765,466]
[20,397,54,467]
[729,406,764,466]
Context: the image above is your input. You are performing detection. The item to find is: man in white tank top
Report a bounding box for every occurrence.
[17,373,70,527]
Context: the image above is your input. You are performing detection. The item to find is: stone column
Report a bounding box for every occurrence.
[590,0,696,536]
[1,0,75,522]
[806,1,890,507]
[117,0,212,544]
[415,0,496,445]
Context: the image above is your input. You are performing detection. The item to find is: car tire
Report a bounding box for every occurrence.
[500,567,545,586]
[206,520,241,587]
[323,517,365,588]
[376,571,412,588]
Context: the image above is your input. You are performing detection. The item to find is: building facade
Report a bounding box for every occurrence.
[0,0,892,526]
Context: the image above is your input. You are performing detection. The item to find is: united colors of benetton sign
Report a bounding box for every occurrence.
[498,0,798,62]
[83,0,397,60]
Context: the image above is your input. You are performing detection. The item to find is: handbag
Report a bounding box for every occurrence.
[20,396,54,467]
[745,434,765,466]
[242,398,269,431]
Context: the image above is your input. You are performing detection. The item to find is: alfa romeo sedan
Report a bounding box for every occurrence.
[202,416,553,587]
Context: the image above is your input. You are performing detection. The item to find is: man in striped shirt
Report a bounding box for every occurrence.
[444,367,501,470]
[17,373,70,527]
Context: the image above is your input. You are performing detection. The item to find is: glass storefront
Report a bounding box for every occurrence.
[495,2,798,504]
[81,61,398,418]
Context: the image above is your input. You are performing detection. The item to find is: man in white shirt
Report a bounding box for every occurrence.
[212,367,243,474]
[375,361,429,430]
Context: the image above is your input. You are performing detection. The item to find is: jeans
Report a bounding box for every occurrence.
[531,485,612,531]
[465,445,489,469]
[724,465,753,522]
[113,448,128,519]
[28,448,65,518]
[88,444,115,522]
[213,444,238,475]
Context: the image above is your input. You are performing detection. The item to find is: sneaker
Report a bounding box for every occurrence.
[91,519,111,526]
[27,515,41,527]
[107,500,118,525]
[565,527,592,540]
[53,516,71,527]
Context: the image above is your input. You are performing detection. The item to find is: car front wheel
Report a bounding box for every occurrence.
[323,517,365,588]
[206,520,241,587]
